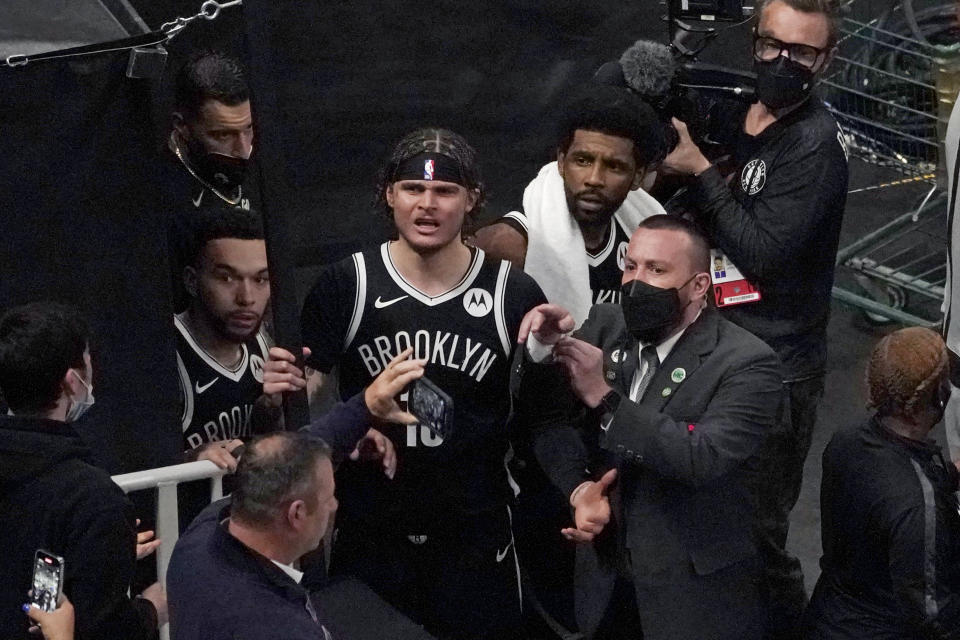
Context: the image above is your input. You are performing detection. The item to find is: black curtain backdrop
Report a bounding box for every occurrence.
[0,52,182,473]
[136,0,757,274]
[0,0,763,474]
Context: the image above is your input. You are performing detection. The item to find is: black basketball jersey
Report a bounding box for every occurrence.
[587,216,632,305]
[302,242,548,535]
[174,313,269,451]
[503,210,632,305]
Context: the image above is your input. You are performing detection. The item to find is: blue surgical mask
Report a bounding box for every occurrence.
[65,369,95,422]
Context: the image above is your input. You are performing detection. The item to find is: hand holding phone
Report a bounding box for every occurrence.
[30,550,64,613]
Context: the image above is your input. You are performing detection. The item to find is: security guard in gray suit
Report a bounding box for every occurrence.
[523,215,783,640]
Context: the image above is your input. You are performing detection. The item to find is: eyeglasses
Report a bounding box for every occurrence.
[753,31,830,69]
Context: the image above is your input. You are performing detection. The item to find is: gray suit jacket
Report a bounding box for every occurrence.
[532,304,782,638]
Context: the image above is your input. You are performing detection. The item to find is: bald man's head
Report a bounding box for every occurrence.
[231,432,332,526]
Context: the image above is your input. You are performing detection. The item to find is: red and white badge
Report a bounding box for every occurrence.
[710,249,761,307]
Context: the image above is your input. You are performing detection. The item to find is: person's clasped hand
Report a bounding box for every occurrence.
[562,469,618,543]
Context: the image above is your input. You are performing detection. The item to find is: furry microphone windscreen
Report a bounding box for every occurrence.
[619,40,678,105]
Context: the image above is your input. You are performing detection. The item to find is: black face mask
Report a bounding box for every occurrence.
[620,275,697,345]
[182,136,248,190]
[753,56,815,110]
[195,151,248,190]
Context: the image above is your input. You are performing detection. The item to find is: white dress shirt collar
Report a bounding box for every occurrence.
[271,559,304,584]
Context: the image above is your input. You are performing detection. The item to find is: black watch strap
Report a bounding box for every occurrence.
[601,389,622,415]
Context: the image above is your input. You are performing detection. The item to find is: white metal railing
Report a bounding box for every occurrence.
[112,460,228,640]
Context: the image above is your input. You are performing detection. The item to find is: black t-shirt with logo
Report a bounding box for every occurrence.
[501,212,632,305]
[689,97,850,380]
[301,243,549,537]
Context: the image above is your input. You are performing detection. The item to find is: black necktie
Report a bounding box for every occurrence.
[633,345,660,401]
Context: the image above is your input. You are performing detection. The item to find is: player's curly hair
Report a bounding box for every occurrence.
[374,127,485,223]
[187,203,264,266]
[557,84,667,168]
[757,0,844,48]
[866,327,948,418]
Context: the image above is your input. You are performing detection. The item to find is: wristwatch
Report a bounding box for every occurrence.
[600,388,622,415]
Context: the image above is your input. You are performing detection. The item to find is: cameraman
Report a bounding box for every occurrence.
[660,1,848,638]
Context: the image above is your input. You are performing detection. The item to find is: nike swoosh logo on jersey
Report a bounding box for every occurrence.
[192,191,204,208]
[495,541,513,563]
[195,377,219,394]
[374,295,408,309]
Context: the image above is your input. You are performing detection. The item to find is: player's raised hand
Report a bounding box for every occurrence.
[562,468,618,543]
[262,346,311,406]
[517,303,575,345]
[350,428,397,479]
[364,348,425,425]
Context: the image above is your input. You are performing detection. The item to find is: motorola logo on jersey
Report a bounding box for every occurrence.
[463,287,492,318]
[249,354,265,383]
[616,242,629,272]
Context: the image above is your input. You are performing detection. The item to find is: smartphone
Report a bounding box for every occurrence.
[30,550,64,613]
[409,377,454,441]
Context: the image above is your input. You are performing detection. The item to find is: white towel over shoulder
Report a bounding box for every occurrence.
[507,161,665,327]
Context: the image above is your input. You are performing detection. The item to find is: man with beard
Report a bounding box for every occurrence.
[165,50,253,311]
[470,86,666,634]
[660,1,848,635]
[169,50,252,211]
[174,205,270,472]
[471,85,666,327]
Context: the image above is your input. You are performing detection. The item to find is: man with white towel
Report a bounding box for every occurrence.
[472,85,668,328]
[471,85,667,635]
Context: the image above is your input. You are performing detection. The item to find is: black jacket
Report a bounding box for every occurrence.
[0,415,157,640]
[689,97,849,381]
[169,501,334,640]
[168,501,437,640]
[804,417,960,640]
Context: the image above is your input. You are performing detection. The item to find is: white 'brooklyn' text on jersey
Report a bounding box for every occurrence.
[174,313,269,451]
[301,243,549,535]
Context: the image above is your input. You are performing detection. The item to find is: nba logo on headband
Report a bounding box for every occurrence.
[424,159,435,180]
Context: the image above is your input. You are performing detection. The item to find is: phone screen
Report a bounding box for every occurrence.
[30,551,64,613]
[409,377,453,441]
